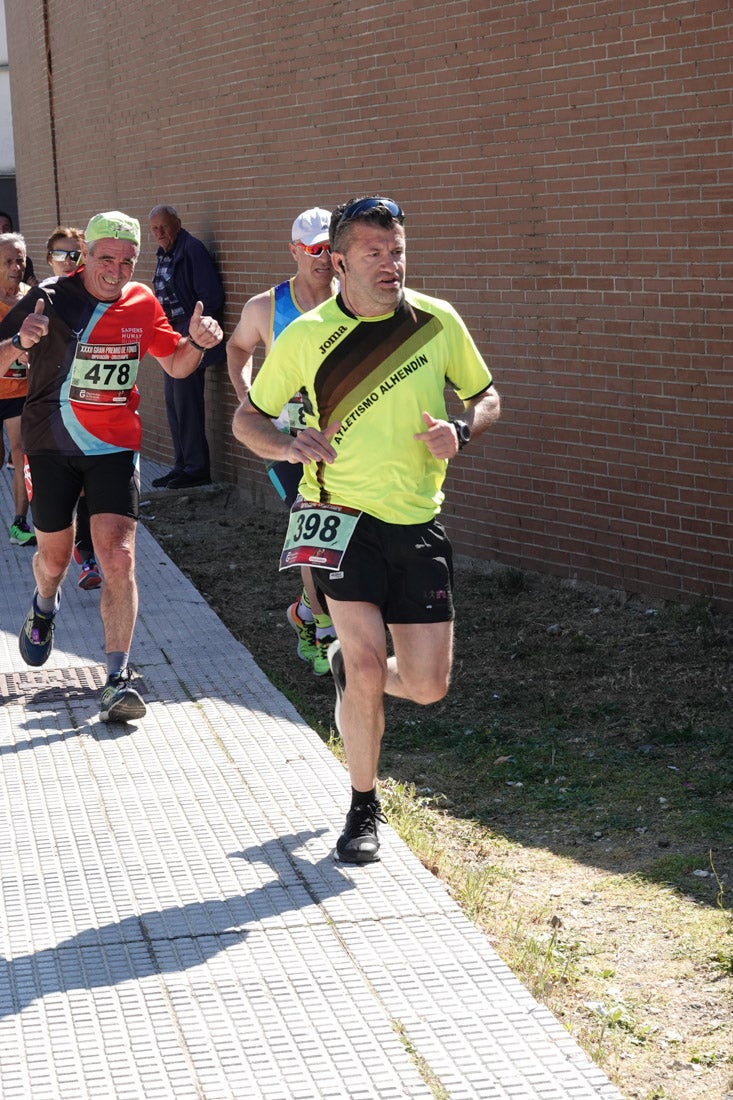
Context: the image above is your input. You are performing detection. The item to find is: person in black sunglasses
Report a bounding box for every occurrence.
[0,231,36,547]
[45,225,101,592]
[233,196,501,865]
[46,226,85,278]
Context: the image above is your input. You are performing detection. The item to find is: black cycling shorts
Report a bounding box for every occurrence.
[316,512,455,624]
[0,396,26,423]
[27,451,140,533]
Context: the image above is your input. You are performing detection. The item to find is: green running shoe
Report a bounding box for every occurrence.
[286,601,318,663]
[311,634,337,677]
[10,519,37,546]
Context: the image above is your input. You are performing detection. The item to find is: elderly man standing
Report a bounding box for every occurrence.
[0,211,223,723]
[149,204,225,489]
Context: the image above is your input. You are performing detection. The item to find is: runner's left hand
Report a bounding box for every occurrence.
[413,411,460,459]
[188,301,223,349]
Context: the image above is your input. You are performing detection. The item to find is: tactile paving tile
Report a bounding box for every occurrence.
[0,462,623,1099]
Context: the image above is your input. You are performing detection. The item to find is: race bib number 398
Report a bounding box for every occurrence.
[69,342,140,405]
[279,500,361,572]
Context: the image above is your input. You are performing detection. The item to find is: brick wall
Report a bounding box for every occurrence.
[6,0,733,606]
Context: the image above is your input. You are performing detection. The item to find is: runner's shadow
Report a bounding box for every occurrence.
[0,711,137,755]
[0,831,349,1019]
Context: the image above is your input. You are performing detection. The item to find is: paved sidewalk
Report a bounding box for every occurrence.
[0,459,622,1100]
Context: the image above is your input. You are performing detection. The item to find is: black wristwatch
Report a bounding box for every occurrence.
[11,332,29,352]
[451,418,472,450]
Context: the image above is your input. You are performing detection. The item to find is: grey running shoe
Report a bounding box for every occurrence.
[99,669,147,723]
[327,639,345,733]
[336,800,386,864]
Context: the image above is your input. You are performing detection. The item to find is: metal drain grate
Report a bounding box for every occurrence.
[0,665,107,705]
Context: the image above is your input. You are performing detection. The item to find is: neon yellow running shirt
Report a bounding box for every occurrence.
[248,288,493,524]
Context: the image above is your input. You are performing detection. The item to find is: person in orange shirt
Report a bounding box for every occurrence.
[0,231,35,546]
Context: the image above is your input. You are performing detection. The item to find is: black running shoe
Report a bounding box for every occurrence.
[336,800,386,864]
[327,639,345,734]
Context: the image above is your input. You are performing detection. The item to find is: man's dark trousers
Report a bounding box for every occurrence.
[163,364,210,478]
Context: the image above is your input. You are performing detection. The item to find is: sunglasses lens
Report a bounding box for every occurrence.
[298,242,330,256]
[340,197,404,224]
[51,249,81,261]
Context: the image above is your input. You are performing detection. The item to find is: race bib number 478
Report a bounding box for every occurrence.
[69,342,140,405]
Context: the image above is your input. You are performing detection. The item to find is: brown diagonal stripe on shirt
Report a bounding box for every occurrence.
[314,301,443,429]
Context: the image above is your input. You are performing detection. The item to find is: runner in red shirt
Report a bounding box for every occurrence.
[0,211,223,722]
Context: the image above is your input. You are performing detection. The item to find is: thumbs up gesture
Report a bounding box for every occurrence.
[18,297,49,348]
[187,300,223,350]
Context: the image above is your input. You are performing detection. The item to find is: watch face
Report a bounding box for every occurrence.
[453,419,470,448]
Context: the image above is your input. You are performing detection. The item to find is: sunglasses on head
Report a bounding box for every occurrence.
[49,249,82,262]
[338,197,405,225]
[295,241,331,256]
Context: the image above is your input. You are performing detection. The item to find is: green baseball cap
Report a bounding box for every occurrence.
[85,211,141,247]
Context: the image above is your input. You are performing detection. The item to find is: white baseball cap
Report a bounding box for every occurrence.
[291,207,331,246]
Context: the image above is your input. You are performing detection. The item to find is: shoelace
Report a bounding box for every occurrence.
[108,670,132,687]
[31,626,49,643]
[29,612,53,643]
[348,802,386,835]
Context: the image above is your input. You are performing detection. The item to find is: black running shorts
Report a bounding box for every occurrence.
[0,396,26,423]
[316,512,455,624]
[27,451,141,532]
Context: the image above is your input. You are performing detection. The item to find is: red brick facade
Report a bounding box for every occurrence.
[6,1,733,606]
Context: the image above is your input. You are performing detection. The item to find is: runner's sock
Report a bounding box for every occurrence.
[297,587,314,623]
[313,611,335,643]
[106,651,129,680]
[35,592,59,616]
[351,786,377,809]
